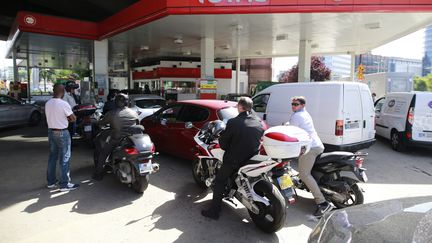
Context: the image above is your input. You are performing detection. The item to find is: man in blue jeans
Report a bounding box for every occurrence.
[45,84,79,191]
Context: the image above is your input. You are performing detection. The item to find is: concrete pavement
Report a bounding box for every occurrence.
[0,123,431,243]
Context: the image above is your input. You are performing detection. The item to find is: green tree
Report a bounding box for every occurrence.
[414,74,432,91]
[278,56,331,83]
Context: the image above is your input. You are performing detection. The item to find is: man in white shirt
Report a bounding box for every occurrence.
[45,84,79,191]
[289,96,332,218]
[63,81,79,138]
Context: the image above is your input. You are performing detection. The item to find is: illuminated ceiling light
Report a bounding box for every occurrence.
[174,38,183,44]
[230,24,243,31]
[140,45,149,51]
[183,50,192,56]
[365,22,380,29]
[220,44,230,50]
[276,34,288,41]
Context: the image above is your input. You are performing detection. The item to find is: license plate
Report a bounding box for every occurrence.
[84,125,92,132]
[138,162,152,174]
[360,171,368,182]
[278,174,294,190]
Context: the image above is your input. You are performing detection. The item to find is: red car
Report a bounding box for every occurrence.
[141,99,241,161]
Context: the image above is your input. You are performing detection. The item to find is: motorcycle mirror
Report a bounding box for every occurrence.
[185,122,193,129]
[160,118,167,126]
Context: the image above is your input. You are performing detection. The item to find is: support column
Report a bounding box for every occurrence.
[12,48,18,83]
[235,32,241,93]
[298,40,312,82]
[93,40,109,102]
[26,50,31,102]
[200,37,214,79]
[350,53,356,81]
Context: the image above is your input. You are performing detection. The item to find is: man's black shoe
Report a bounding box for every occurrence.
[313,202,333,218]
[201,209,219,220]
[92,173,104,181]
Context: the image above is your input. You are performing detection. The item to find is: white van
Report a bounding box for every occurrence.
[252,81,376,152]
[374,92,432,151]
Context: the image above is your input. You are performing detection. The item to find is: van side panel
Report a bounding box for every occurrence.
[343,83,363,145]
[266,83,343,146]
[412,93,432,142]
[381,93,412,138]
[359,84,376,141]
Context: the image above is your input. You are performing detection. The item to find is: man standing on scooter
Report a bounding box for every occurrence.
[201,97,264,220]
[93,93,139,180]
[289,96,333,218]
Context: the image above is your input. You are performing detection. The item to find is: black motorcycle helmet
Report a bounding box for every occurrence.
[210,120,226,137]
[65,81,79,91]
[114,93,129,108]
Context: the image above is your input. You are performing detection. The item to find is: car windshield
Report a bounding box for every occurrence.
[135,99,166,109]
[217,107,238,123]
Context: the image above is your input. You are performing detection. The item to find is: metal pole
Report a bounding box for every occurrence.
[12,48,18,83]
[26,48,31,102]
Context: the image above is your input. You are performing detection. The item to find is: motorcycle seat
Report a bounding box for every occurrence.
[315,151,354,164]
[127,125,145,135]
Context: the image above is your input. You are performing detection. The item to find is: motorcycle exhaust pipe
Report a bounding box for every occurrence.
[152,163,160,173]
[321,187,346,203]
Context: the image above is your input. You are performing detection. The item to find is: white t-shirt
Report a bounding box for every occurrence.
[45,98,74,129]
[289,108,324,148]
[63,92,77,108]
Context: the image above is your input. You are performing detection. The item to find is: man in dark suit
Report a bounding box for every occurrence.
[201,97,264,220]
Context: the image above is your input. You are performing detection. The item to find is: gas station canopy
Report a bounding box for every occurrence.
[5,1,432,67]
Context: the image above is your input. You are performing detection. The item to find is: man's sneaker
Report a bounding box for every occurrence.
[46,182,58,189]
[60,183,80,192]
[313,202,333,218]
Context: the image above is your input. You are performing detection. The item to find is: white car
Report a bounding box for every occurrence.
[129,94,166,122]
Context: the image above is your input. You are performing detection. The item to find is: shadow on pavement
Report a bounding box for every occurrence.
[145,182,280,243]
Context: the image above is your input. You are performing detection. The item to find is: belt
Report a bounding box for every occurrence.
[50,128,67,131]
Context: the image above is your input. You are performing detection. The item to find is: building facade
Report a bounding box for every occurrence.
[423,26,432,76]
[322,55,352,79]
[356,53,421,76]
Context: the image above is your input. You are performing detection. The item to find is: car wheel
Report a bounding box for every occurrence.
[29,111,41,126]
[391,130,406,152]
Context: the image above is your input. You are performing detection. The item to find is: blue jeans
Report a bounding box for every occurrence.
[47,129,71,187]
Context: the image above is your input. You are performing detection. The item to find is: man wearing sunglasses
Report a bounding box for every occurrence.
[289,96,332,218]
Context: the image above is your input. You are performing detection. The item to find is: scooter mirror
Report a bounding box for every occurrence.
[160,118,167,126]
[185,122,193,129]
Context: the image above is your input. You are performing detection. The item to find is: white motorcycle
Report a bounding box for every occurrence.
[185,120,287,233]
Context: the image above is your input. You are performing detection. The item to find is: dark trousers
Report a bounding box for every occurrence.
[210,162,238,214]
[94,133,119,175]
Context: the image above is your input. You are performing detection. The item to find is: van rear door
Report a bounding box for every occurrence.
[359,84,376,141]
[412,92,432,142]
[343,83,363,144]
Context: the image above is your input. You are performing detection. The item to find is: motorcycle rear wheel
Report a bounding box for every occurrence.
[132,174,149,193]
[331,182,364,208]
[192,158,207,189]
[248,180,286,233]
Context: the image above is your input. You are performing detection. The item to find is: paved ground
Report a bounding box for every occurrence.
[0,123,431,243]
